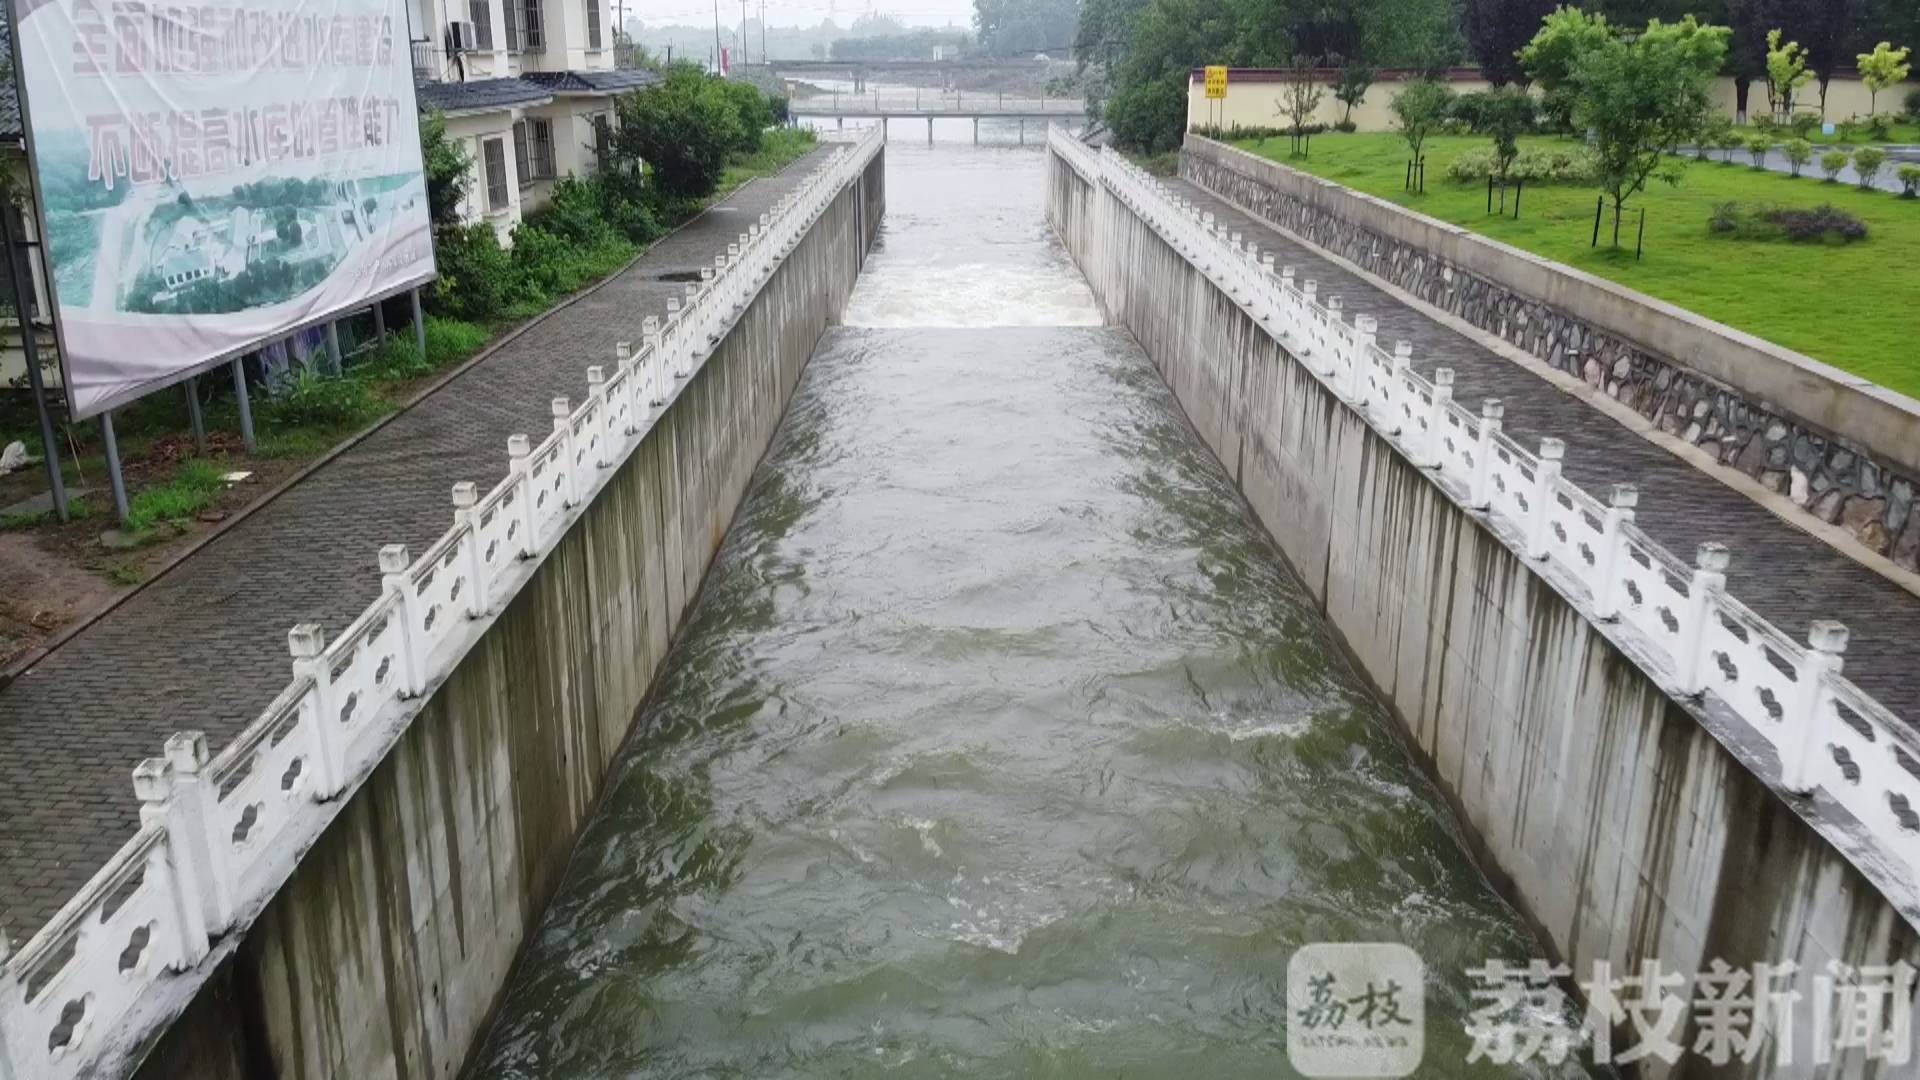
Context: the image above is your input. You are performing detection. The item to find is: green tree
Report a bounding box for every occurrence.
[419,111,471,230]
[720,78,775,154]
[1853,145,1888,189]
[615,65,744,200]
[1897,163,1920,197]
[1519,5,1614,91]
[1857,41,1912,115]
[1558,15,1730,244]
[1819,148,1848,180]
[1745,133,1772,166]
[1390,79,1454,165]
[1276,54,1325,155]
[1782,137,1812,175]
[1332,59,1376,127]
[1479,86,1536,182]
[1458,0,1558,85]
[973,0,1078,56]
[1764,28,1812,121]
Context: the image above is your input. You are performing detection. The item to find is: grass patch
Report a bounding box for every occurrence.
[126,458,225,532]
[720,127,819,192]
[1233,132,1920,397]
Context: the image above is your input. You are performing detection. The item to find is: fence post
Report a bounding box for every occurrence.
[615,343,641,435]
[131,757,212,970]
[287,624,346,797]
[1674,542,1730,695]
[452,483,489,618]
[380,545,429,695]
[643,319,665,407]
[1525,439,1565,559]
[1783,621,1849,794]
[1592,485,1639,620]
[162,731,235,929]
[1470,400,1504,509]
[552,398,580,508]
[586,368,616,469]
[507,436,539,557]
[1426,368,1455,468]
[1352,316,1379,410]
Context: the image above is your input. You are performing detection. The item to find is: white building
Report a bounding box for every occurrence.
[409,0,658,243]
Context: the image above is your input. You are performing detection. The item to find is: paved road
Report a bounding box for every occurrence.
[1169,177,1920,726]
[0,150,830,946]
[1677,145,1918,193]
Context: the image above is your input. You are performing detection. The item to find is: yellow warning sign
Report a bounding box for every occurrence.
[1204,65,1228,100]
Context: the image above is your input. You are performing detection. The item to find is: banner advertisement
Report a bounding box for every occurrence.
[10,0,437,419]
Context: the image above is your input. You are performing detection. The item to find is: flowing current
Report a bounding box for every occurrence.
[469,130,1587,1078]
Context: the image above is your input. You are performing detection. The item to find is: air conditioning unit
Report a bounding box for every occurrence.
[447,20,478,53]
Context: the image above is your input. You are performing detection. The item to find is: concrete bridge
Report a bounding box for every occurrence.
[788,90,1087,144]
[4,122,1920,1078]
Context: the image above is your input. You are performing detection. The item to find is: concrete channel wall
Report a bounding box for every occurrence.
[1046,143,1919,1076]
[125,150,885,1080]
[1178,136,1920,571]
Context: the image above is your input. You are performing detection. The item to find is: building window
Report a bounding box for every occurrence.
[502,0,521,51]
[522,0,543,51]
[467,0,493,50]
[586,0,602,49]
[591,113,611,172]
[482,137,510,211]
[514,119,555,185]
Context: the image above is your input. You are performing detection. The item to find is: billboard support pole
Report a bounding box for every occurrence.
[100,412,130,525]
[325,321,344,374]
[1,205,68,523]
[231,358,256,454]
[411,288,426,360]
[373,301,387,344]
[185,378,206,454]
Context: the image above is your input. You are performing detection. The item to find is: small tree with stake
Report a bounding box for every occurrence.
[1276,55,1325,157]
[1391,79,1454,193]
[1332,58,1376,130]
[1550,13,1729,250]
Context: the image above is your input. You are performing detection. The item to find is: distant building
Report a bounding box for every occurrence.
[408,0,661,243]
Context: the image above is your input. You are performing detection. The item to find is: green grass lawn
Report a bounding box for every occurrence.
[1231,132,1920,398]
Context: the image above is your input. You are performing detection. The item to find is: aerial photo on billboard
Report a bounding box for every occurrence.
[10,0,437,419]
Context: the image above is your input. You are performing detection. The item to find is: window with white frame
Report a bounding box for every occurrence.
[586,0,602,49]
[502,0,521,51]
[514,119,556,184]
[467,0,494,50]
[521,0,544,50]
[482,137,510,211]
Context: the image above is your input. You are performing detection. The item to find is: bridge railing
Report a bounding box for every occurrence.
[790,89,1085,115]
[1057,127,1920,898]
[0,126,884,1080]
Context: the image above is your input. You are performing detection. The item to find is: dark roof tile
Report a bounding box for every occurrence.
[521,68,661,95]
[414,77,553,114]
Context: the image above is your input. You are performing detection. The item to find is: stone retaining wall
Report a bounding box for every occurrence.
[1179,135,1920,570]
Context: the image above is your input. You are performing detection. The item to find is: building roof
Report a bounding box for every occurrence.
[1,14,21,141]
[414,77,554,115]
[521,68,662,95]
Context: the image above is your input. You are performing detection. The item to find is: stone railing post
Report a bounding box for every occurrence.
[1783,621,1849,794]
[130,757,212,970]
[507,435,539,558]
[289,625,348,798]
[380,544,429,695]
[642,318,664,407]
[586,367,616,468]
[1425,368,1455,468]
[1591,484,1639,620]
[1470,399,1504,509]
[1674,542,1730,695]
[452,482,488,617]
[0,955,20,1080]
[1525,438,1565,559]
[552,398,580,507]
[162,731,235,929]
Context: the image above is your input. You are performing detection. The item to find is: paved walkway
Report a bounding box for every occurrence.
[0,151,830,945]
[1169,177,1920,723]
[1677,145,1919,193]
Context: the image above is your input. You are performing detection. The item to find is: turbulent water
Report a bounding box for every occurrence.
[469,135,1587,1078]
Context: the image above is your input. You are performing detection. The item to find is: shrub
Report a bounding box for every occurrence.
[1745,134,1772,168]
[1899,164,1920,198]
[1787,112,1819,140]
[1696,115,1733,160]
[1782,138,1812,177]
[1715,127,1745,162]
[1708,201,1868,243]
[1853,146,1888,189]
[1332,118,1358,133]
[1863,112,1896,140]
[1444,145,1596,184]
[1108,74,1187,154]
[1819,149,1849,181]
[1906,87,1920,123]
[615,65,744,200]
[720,78,775,155]
[258,368,385,430]
[523,176,621,249]
[431,222,522,321]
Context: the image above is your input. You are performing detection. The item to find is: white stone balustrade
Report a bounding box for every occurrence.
[0,125,883,1080]
[1047,126,1920,908]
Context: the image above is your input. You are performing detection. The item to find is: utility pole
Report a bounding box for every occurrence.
[759,0,766,63]
[740,0,748,65]
[711,0,722,72]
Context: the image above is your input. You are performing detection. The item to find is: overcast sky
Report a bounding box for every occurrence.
[620,0,978,31]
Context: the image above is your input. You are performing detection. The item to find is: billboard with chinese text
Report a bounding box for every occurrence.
[9,0,437,419]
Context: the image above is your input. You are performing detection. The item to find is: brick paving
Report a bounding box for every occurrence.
[0,151,829,946]
[1169,177,1920,727]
